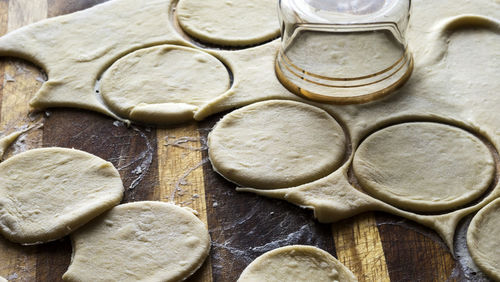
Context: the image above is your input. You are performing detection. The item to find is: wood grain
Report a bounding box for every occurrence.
[155,124,213,282]
[376,212,461,281]
[0,1,47,280]
[0,0,466,281]
[334,213,391,282]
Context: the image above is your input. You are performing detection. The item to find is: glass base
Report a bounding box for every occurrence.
[275,49,413,104]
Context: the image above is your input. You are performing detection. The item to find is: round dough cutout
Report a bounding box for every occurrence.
[100,45,230,124]
[0,148,123,244]
[353,122,495,212]
[467,198,500,281]
[208,100,346,189]
[63,201,211,282]
[176,0,280,46]
[238,245,357,282]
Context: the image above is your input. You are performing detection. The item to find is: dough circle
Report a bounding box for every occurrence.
[176,0,279,46]
[353,122,495,212]
[237,245,357,282]
[63,201,211,282]
[208,100,346,189]
[467,198,500,281]
[0,148,123,244]
[100,45,230,124]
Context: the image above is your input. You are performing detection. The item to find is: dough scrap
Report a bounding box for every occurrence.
[237,245,357,282]
[176,0,279,46]
[0,276,6,282]
[467,198,500,281]
[0,148,124,244]
[0,131,23,160]
[353,122,495,212]
[100,45,230,124]
[208,100,346,189]
[63,201,210,282]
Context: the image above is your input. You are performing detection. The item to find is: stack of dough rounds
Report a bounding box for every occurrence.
[176,0,279,46]
[467,198,500,281]
[238,245,358,282]
[63,201,211,282]
[353,122,495,212]
[0,148,123,244]
[100,45,230,124]
[208,100,346,189]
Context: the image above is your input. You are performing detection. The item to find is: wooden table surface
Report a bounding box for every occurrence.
[0,1,483,281]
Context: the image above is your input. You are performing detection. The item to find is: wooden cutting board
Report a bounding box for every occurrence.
[0,1,470,281]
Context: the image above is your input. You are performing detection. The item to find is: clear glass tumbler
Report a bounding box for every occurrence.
[275,0,413,103]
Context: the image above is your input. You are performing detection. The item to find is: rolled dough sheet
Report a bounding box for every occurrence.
[208,100,346,189]
[100,44,230,124]
[467,198,500,281]
[353,122,495,213]
[176,0,279,46]
[0,0,186,121]
[0,276,6,282]
[0,131,23,161]
[0,148,124,244]
[233,2,500,251]
[63,201,211,282]
[237,245,357,282]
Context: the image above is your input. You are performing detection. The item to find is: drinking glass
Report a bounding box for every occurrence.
[275,0,413,103]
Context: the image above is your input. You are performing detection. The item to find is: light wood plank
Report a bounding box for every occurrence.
[156,123,213,282]
[7,0,47,31]
[333,213,391,282]
[1,0,47,153]
[0,0,9,123]
[0,1,48,280]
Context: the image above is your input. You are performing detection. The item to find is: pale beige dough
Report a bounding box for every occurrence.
[467,198,500,281]
[100,44,230,124]
[176,0,279,46]
[0,276,6,282]
[238,245,357,282]
[353,122,495,212]
[0,148,123,244]
[208,100,346,189]
[0,131,23,161]
[63,201,210,282]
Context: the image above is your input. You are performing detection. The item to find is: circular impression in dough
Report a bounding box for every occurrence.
[467,198,500,281]
[238,245,357,282]
[353,122,495,212]
[208,100,347,189]
[176,0,279,46]
[100,44,230,124]
[63,201,210,282]
[0,148,123,244]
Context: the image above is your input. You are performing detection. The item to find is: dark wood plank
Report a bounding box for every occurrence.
[35,238,72,282]
[376,212,460,282]
[199,115,337,281]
